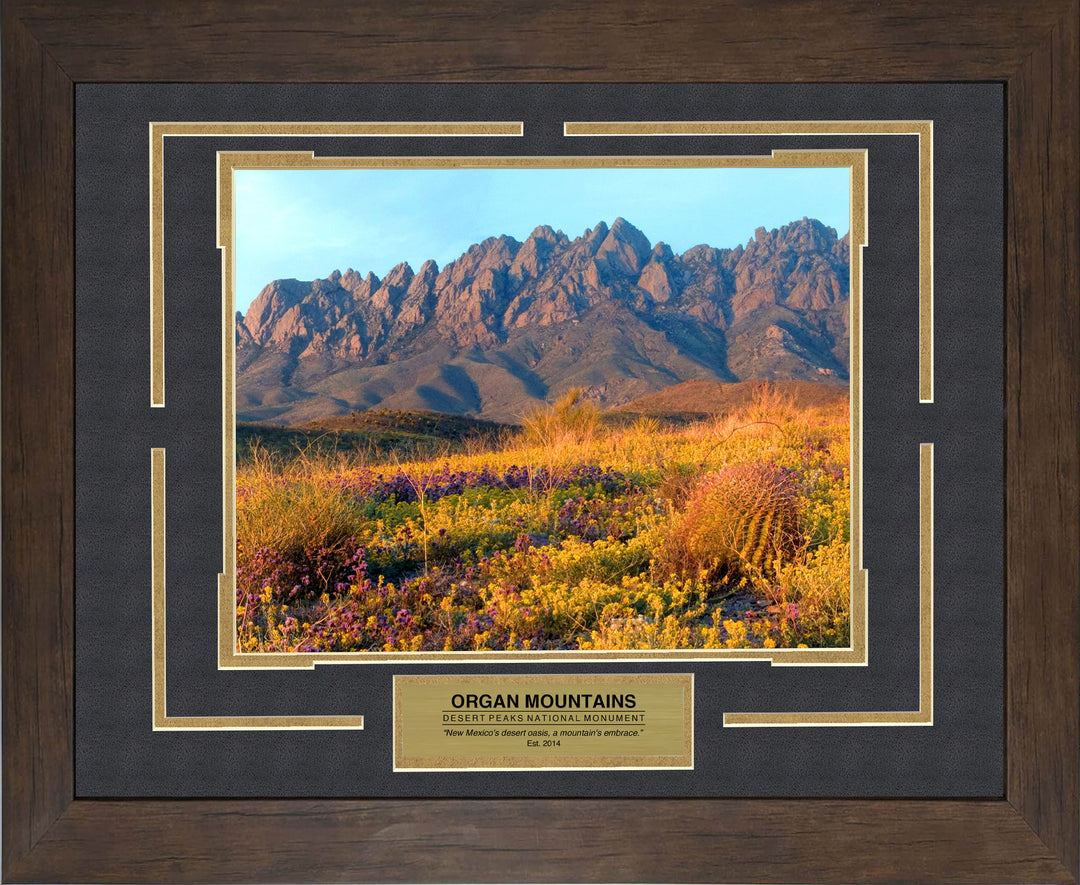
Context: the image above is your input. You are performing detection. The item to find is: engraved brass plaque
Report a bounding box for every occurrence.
[394,673,693,770]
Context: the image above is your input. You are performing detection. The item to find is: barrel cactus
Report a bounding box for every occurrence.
[669,461,803,582]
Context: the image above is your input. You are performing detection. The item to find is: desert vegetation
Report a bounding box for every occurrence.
[235,382,850,653]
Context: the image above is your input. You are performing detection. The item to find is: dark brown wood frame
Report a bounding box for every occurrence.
[3,2,1077,882]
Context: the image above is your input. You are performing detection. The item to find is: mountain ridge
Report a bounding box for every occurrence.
[237,216,850,424]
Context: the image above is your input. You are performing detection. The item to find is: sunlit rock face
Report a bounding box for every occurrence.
[236,216,850,424]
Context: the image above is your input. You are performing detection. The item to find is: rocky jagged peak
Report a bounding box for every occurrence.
[340,269,381,295]
[243,278,308,341]
[638,242,682,303]
[473,234,520,257]
[781,216,837,252]
[750,217,840,253]
[651,241,675,264]
[610,216,642,236]
[609,216,650,248]
[732,217,848,314]
[682,244,721,265]
[382,261,414,288]
[329,268,342,283]
[310,276,341,296]
[476,234,522,267]
[369,261,414,311]
[392,259,441,332]
[596,217,652,276]
[510,229,561,280]
[741,218,845,266]
[409,259,439,291]
[243,278,322,347]
[527,224,562,245]
[745,226,773,257]
[583,220,610,254]
[442,234,521,290]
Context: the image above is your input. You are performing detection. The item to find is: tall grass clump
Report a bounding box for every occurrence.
[742,381,799,426]
[237,450,361,558]
[519,387,602,524]
[520,387,601,454]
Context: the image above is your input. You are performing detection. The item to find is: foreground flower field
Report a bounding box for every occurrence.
[236,386,851,652]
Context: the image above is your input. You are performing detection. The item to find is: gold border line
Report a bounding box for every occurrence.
[151,448,364,730]
[724,443,933,727]
[146,122,935,733]
[149,122,524,407]
[563,121,934,404]
[215,149,868,669]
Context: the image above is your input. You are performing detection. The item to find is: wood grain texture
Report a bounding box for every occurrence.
[4,0,1069,82]
[1,4,75,877]
[7,799,1077,884]
[1005,10,1080,878]
[2,0,1077,882]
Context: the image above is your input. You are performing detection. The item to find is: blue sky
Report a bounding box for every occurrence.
[234,167,850,313]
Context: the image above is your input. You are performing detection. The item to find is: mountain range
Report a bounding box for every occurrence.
[236,216,850,424]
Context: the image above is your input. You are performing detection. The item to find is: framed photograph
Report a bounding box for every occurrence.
[4,2,1077,883]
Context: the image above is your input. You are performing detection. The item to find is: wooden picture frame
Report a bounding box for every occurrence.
[3,2,1076,882]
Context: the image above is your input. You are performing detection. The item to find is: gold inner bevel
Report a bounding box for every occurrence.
[213,149,869,668]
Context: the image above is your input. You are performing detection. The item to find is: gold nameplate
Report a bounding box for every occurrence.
[394,673,693,770]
